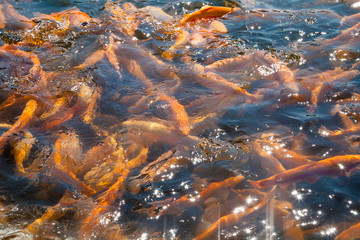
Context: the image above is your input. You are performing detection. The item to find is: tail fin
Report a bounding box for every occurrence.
[249,179,263,188]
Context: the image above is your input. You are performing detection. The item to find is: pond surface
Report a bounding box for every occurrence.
[0,0,359,239]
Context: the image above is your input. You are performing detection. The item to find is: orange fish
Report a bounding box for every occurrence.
[319,112,360,138]
[335,221,360,240]
[162,19,228,60]
[11,130,35,174]
[0,100,37,152]
[127,150,179,192]
[25,194,77,235]
[191,62,260,101]
[77,37,123,79]
[253,138,313,170]
[273,200,304,240]
[299,68,359,107]
[158,93,190,135]
[0,0,35,30]
[323,22,360,49]
[25,193,94,237]
[79,86,101,124]
[123,117,199,145]
[251,155,360,188]
[0,45,46,87]
[162,29,190,60]
[104,2,139,36]
[53,132,82,173]
[206,51,297,90]
[250,140,286,176]
[50,132,96,196]
[194,188,273,240]
[117,55,154,89]
[78,136,118,177]
[180,6,235,24]
[79,172,128,240]
[33,8,91,30]
[125,147,149,169]
[50,167,96,197]
[152,175,244,216]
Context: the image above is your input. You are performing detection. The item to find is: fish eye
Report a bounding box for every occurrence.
[81,22,89,27]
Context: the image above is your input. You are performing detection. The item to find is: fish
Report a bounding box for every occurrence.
[10,130,35,174]
[25,192,95,238]
[77,36,123,79]
[322,22,360,49]
[319,116,360,138]
[299,68,359,107]
[180,6,236,24]
[127,150,179,193]
[254,138,314,169]
[272,200,304,240]
[49,132,97,196]
[84,160,126,193]
[194,188,273,240]
[1,0,360,238]
[32,8,92,30]
[125,147,149,169]
[0,0,35,30]
[79,86,101,124]
[250,155,360,188]
[80,172,128,240]
[113,42,182,90]
[162,29,190,60]
[116,55,154,89]
[0,100,38,152]
[15,8,92,46]
[335,221,360,240]
[249,140,286,176]
[206,51,297,90]
[138,6,173,22]
[190,62,260,101]
[39,94,71,120]
[0,45,47,88]
[43,111,76,130]
[104,2,139,36]
[123,117,200,145]
[158,93,190,135]
[53,132,83,173]
[84,143,146,194]
[138,155,190,184]
[208,20,227,33]
[79,135,119,178]
[50,167,96,197]
[162,19,228,60]
[25,194,77,236]
[151,175,244,216]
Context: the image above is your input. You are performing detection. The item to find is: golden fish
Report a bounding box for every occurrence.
[194,189,273,240]
[0,100,37,152]
[335,221,360,240]
[0,0,35,30]
[10,130,35,174]
[158,93,190,135]
[34,8,91,29]
[80,172,128,240]
[147,175,244,219]
[180,6,235,24]
[250,155,360,188]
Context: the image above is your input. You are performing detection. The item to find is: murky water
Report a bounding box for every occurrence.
[0,0,359,239]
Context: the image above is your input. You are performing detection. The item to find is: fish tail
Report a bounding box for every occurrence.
[249,179,264,188]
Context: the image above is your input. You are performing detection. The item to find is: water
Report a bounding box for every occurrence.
[0,0,359,239]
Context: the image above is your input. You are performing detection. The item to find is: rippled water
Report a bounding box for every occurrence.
[0,0,359,239]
